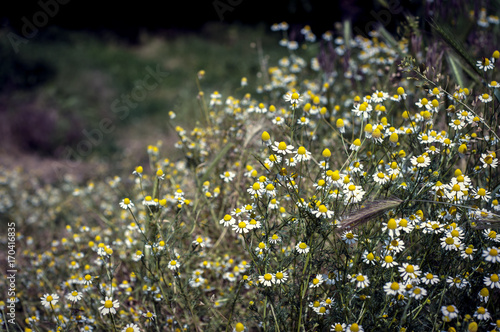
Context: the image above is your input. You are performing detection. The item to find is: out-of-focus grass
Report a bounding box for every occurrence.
[0,23,287,162]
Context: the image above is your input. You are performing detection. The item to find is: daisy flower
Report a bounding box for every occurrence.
[410,154,431,168]
[480,153,498,168]
[296,242,310,254]
[220,171,236,183]
[272,141,294,155]
[488,80,500,88]
[258,273,275,286]
[272,116,285,125]
[313,204,334,218]
[168,260,180,270]
[440,234,461,251]
[478,93,493,103]
[40,293,59,308]
[294,146,312,162]
[346,323,364,332]
[473,187,491,201]
[381,255,398,268]
[373,171,389,185]
[484,273,500,288]
[371,90,389,103]
[477,57,494,71]
[121,323,141,332]
[220,214,236,227]
[409,286,427,300]
[232,220,250,234]
[460,245,476,260]
[482,247,500,263]
[351,273,370,289]
[382,218,400,238]
[331,323,347,332]
[309,274,324,288]
[362,251,376,265]
[99,297,119,315]
[474,306,491,320]
[398,263,421,281]
[421,272,439,285]
[384,281,404,296]
[66,290,83,302]
[119,198,134,210]
[441,305,458,320]
[341,230,358,244]
[274,271,288,284]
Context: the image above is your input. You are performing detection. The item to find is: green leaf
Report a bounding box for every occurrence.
[446,54,465,88]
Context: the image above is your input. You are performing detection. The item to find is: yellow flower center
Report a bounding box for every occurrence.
[278,142,287,150]
[238,221,247,229]
[264,273,273,281]
[104,300,113,308]
[405,265,414,273]
[299,243,307,249]
[297,146,306,155]
[390,282,400,290]
[387,218,397,230]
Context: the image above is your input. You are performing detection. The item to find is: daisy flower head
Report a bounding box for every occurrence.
[478,93,493,103]
[346,323,364,332]
[482,247,500,263]
[384,281,404,296]
[232,220,250,234]
[259,273,275,286]
[40,293,59,308]
[341,230,358,244]
[421,272,439,285]
[473,187,491,201]
[398,263,421,281]
[484,273,500,288]
[351,273,370,289]
[274,271,288,284]
[66,290,83,302]
[480,153,498,168]
[473,306,491,320]
[409,286,427,300]
[272,141,294,155]
[309,274,324,288]
[122,323,141,332]
[362,251,376,265]
[119,198,134,210]
[296,242,310,254]
[168,260,180,270]
[283,91,303,109]
[220,171,236,183]
[331,322,347,332]
[373,171,389,185]
[99,296,119,315]
[381,254,398,268]
[233,322,247,332]
[382,218,401,238]
[220,214,236,227]
[313,204,334,219]
[488,80,500,88]
[410,154,431,168]
[441,304,459,320]
[295,146,312,162]
[477,57,494,71]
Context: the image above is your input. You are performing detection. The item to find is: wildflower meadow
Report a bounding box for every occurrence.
[2,6,500,332]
